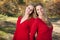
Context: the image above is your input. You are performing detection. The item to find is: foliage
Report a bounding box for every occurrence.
[0,0,60,17]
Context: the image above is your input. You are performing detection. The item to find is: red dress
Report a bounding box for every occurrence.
[30,18,53,40]
[13,16,35,40]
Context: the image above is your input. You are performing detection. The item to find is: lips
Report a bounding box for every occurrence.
[26,10,31,14]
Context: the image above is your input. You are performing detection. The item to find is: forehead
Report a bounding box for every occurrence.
[36,5,42,8]
[28,5,34,8]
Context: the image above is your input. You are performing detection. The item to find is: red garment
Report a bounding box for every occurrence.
[13,16,35,40]
[30,18,53,40]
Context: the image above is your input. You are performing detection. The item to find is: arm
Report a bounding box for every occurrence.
[13,16,21,40]
[30,20,38,40]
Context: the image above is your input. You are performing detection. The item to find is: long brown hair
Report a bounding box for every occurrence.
[35,3,52,27]
[22,3,36,18]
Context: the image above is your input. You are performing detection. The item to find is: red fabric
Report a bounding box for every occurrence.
[30,18,53,40]
[13,16,35,40]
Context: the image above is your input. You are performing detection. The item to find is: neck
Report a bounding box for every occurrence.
[38,15,43,19]
[38,15,45,22]
[23,13,29,18]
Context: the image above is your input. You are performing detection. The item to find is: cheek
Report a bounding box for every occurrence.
[36,9,41,13]
[26,8,29,11]
[26,10,30,13]
[29,11,33,14]
[36,10,39,13]
[27,9,29,11]
[41,10,44,14]
[36,9,40,13]
[40,9,44,12]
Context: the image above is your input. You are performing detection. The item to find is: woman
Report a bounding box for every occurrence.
[30,3,53,40]
[13,4,35,40]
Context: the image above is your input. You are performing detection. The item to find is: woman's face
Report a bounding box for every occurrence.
[25,5,34,15]
[36,5,44,16]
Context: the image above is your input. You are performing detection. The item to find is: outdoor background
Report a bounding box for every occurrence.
[0,0,60,40]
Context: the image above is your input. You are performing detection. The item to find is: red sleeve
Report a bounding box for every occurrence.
[49,24,53,31]
[30,20,38,40]
[13,16,21,40]
[16,16,22,27]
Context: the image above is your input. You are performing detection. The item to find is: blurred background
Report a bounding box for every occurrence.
[0,0,60,40]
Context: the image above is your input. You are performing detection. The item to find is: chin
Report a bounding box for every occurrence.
[28,13,31,14]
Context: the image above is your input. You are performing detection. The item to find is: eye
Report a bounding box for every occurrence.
[28,7,30,9]
[36,9,39,11]
[40,8,43,10]
[29,7,33,11]
[30,9,33,12]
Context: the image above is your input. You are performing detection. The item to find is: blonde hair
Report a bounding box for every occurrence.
[21,3,36,19]
[35,3,52,27]
[44,8,52,27]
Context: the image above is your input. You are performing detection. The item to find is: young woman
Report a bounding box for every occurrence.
[13,4,35,40]
[30,3,53,40]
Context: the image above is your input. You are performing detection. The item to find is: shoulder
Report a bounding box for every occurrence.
[18,16,22,19]
[17,16,22,20]
[30,17,35,21]
[35,18,47,25]
[35,18,42,22]
[33,18,39,24]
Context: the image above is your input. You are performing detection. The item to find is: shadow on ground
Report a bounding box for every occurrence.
[49,18,60,22]
[53,31,60,40]
[0,20,16,40]
[0,21,16,34]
